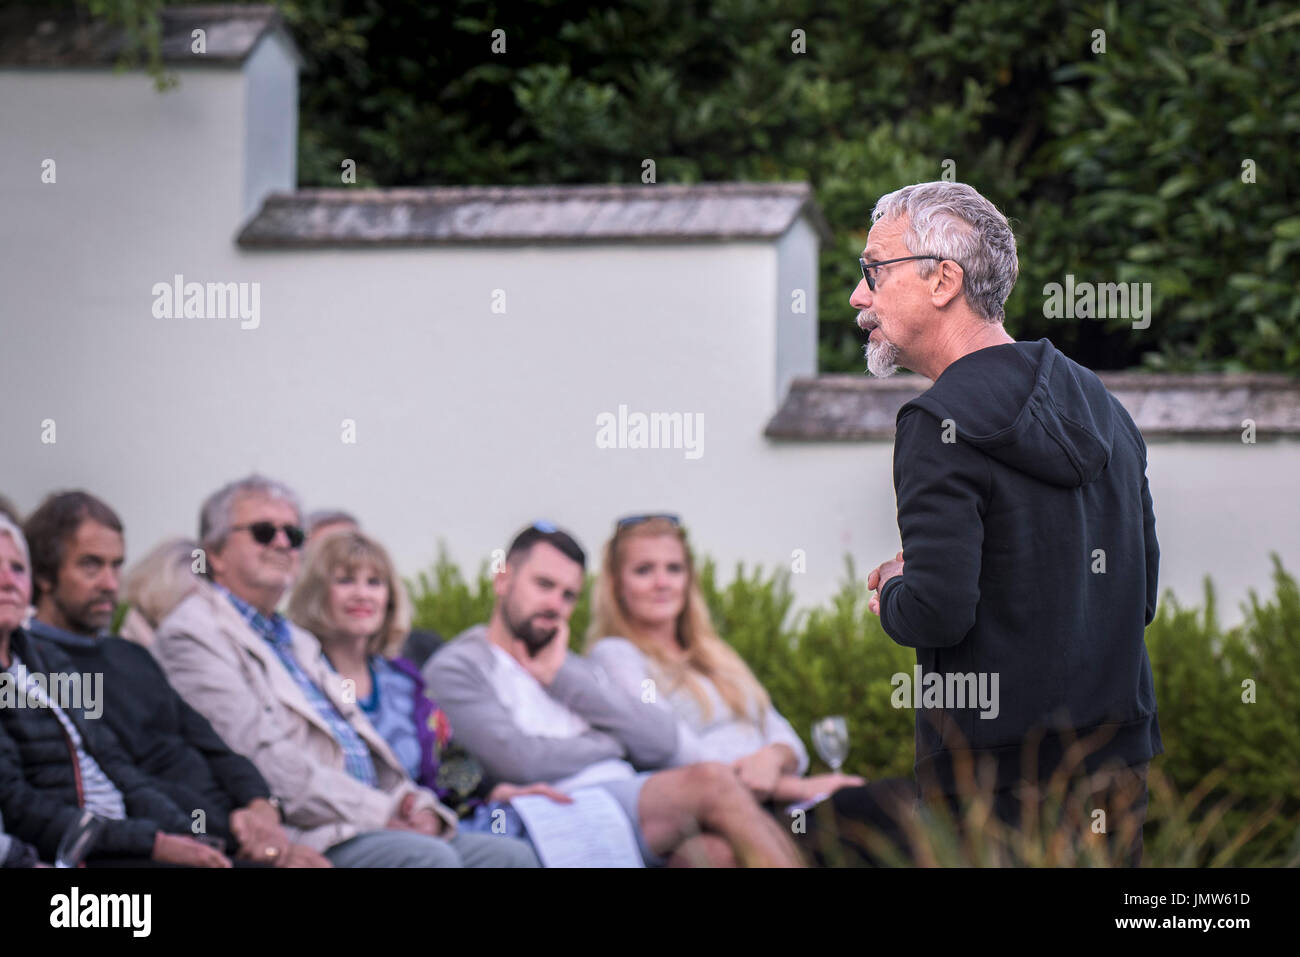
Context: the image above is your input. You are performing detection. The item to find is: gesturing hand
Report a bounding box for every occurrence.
[867,551,904,616]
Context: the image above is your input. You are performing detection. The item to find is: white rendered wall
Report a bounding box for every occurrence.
[2,70,1298,630]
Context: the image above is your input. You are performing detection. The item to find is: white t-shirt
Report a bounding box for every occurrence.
[485,642,635,790]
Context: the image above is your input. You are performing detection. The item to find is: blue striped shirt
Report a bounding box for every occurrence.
[217,587,377,787]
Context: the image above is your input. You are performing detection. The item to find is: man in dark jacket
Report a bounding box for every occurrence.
[21,490,329,867]
[854,181,1161,865]
[0,626,229,865]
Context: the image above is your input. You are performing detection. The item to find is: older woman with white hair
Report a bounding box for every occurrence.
[0,515,40,867]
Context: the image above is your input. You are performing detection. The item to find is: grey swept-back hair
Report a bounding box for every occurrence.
[871,181,1019,322]
[198,474,302,559]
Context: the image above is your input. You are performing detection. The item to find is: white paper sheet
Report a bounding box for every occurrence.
[510,786,645,868]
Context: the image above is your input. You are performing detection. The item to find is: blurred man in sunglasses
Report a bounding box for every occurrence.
[154,475,536,868]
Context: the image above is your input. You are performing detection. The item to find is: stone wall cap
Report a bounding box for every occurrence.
[236,182,833,247]
[766,371,1300,439]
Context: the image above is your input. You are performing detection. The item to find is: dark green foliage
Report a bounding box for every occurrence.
[79,0,1299,373]
[1143,553,1300,864]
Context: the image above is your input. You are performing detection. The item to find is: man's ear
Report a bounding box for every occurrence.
[206,544,227,581]
[493,565,512,598]
[929,261,964,309]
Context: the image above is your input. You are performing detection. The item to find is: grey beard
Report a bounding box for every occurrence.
[865,337,900,378]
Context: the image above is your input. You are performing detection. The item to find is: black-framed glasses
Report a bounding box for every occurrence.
[232,522,305,549]
[859,255,948,291]
[616,513,681,530]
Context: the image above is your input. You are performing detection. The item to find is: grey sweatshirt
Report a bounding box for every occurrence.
[422,625,677,786]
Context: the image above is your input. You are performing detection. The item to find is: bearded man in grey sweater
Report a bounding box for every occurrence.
[423,523,803,868]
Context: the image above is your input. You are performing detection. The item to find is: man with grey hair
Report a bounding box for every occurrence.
[155,474,537,867]
[855,181,1162,865]
[304,508,359,543]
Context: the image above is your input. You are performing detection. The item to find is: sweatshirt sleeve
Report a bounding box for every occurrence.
[759,707,810,775]
[424,644,630,786]
[1140,444,1160,627]
[880,408,989,649]
[548,654,677,769]
[585,639,685,763]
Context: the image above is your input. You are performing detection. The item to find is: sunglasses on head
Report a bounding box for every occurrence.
[616,513,681,530]
[232,521,305,549]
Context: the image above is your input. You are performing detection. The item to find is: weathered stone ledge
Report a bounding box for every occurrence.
[765,372,1300,440]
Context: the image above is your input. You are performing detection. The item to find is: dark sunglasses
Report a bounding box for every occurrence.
[232,522,305,549]
[858,255,948,292]
[616,513,681,530]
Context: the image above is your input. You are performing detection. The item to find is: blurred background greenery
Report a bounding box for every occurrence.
[68,0,1300,373]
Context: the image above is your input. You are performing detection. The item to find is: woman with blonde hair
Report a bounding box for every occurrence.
[587,514,863,806]
[118,537,206,647]
[289,529,561,863]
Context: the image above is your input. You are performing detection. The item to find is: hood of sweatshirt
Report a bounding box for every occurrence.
[25,618,104,652]
[900,338,1117,489]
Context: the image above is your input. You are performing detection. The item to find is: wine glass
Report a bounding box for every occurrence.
[811,716,849,772]
[55,810,106,868]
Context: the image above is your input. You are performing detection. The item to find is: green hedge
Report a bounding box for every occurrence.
[409,549,1299,864]
[87,0,1300,372]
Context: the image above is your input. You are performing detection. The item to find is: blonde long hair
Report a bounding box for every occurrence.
[288,529,411,658]
[587,518,769,724]
[123,537,204,628]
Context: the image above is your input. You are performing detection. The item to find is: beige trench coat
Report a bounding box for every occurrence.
[153,582,457,853]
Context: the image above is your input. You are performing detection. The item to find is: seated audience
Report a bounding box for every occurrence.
[22,492,327,867]
[0,514,230,867]
[423,522,804,867]
[586,514,863,803]
[153,475,536,868]
[288,528,571,848]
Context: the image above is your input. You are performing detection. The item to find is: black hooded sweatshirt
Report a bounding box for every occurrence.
[878,338,1163,797]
